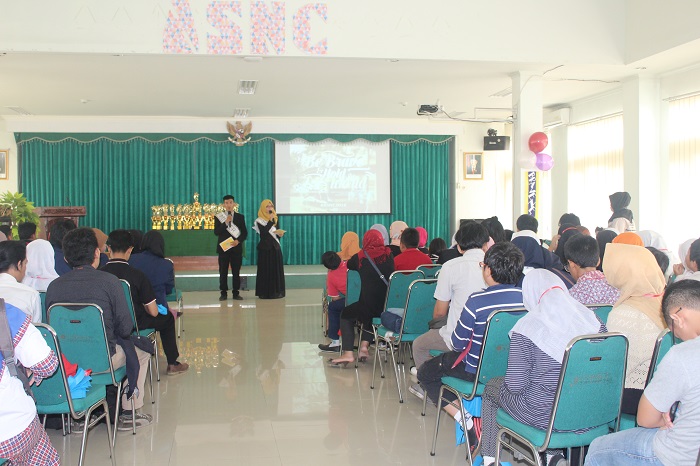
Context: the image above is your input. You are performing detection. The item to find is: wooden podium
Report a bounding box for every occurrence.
[35,206,87,240]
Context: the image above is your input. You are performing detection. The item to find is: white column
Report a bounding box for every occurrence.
[511,71,543,227]
[622,77,661,230]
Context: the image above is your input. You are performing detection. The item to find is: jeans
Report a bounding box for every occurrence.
[380,311,403,333]
[585,427,663,466]
[417,350,475,406]
[327,298,345,340]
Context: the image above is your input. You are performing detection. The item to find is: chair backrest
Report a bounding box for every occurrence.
[401,279,438,335]
[39,291,47,323]
[417,264,442,278]
[32,323,77,415]
[585,304,613,324]
[645,328,674,386]
[119,279,139,332]
[346,269,361,306]
[47,303,119,385]
[546,333,628,442]
[474,308,528,388]
[383,270,425,312]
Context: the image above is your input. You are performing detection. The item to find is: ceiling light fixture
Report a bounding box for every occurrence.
[232,108,250,118]
[238,80,258,95]
[5,106,32,115]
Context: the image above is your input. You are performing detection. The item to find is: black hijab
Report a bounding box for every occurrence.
[141,230,165,258]
[596,229,618,272]
[608,191,634,223]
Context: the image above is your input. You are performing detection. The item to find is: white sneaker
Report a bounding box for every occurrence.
[117,411,153,431]
[410,366,417,376]
[408,383,425,400]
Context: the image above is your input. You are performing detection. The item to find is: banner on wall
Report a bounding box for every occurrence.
[524,170,539,217]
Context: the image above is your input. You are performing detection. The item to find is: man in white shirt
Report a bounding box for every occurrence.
[0,241,42,323]
[409,222,489,399]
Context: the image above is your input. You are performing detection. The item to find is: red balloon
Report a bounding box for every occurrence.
[529,132,549,153]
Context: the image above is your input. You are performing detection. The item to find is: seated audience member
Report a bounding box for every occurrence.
[437,231,465,265]
[329,230,394,366]
[0,241,42,322]
[415,226,429,254]
[675,238,700,283]
[672,238,695,282]
[596,229,618,272]
[475,270,606,466]
[613,231,644,246]
[481,216,506,244]
[379,228,434,333]
[511,214,540,242]
[647,246,671,278]
[338,231,360,263]
[553,224,582,263]
[389,220,408,257]
[608,191,636,233]
[129,229,145,254]
[0,301,60,465]
[91,228,109,267]
[318,251,347,352]
[564,235,620,306]
[370,224,390,246]
[504,229,514,242]
[393,227,433,271]
[417,242,525,434]
[46,227,152,429]
[101,230,189,375]
[129,230,175,314]
[586,279,700,466]
[428,237,447,262]
[17,222,37,245]
[409,222,489,399]
[0,224,12,240]
[48,218,77,276]
[512,234,575,289]
[22,239,59,292]
[548,213,581,252]
[603,243,666,415]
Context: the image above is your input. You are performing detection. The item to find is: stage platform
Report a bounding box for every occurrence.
[172,261,326,292]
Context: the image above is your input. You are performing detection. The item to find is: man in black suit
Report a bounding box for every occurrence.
[214,194,248,301]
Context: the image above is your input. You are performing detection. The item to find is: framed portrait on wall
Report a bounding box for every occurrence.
[0,150,8,180]
[463,152,483,180]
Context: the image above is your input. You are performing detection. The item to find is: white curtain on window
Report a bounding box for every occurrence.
[667,94,700,250]
[567,114,624,231]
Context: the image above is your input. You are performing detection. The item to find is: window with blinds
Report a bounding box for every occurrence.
[567,114,625,231]
[667,94,700,249]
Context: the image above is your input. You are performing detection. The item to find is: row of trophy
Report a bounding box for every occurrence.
[151,192,233,230]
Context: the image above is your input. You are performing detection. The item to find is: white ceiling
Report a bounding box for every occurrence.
[1,47,700,121]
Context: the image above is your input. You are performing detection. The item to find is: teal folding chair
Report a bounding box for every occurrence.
[346,269,361,306]
[371,278,437,402]
[39,291,47,323]
[47,303,137,446]
[585,304,613,324]
[165,258,184,338]
[34,324,116,466]
[417,264,442,278]
[425,308,527,462]
[121,279,159,392]
[495,333,629,466]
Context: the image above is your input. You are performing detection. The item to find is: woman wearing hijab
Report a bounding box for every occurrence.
[389,220,408,256]
[511,235,575,289]
[329,229,394,366]
[253,199,285,299]
[608,191,636,233]
[603,243,666,415]
[672,238,696,282]
[338,231,360,261]
[612,231,644,246]
[415,226,429,254]
[596,229,617,272]
[370,224,390,246]
[22,239,59,291]
[637,230,674,279]
[129,230,175,309]
[474,270,605,466]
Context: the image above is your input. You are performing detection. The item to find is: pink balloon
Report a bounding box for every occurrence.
[535,153,554,171]
[529,132,549,153]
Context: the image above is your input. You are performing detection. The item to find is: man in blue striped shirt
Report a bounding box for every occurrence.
[417,242,525,432]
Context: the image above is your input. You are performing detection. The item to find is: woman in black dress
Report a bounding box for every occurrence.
[253,199,285,299]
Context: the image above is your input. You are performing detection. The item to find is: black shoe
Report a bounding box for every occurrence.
[219,293,227,301]
[318,343,341,353]
[231,294,243,301]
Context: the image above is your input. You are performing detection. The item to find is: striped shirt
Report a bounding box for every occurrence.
[451,284,524,374]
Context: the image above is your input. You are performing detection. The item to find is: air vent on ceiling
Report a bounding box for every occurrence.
[5,106,33,115]
[232,108,250,118]
[489,87,512,98]
[238,80,258,95]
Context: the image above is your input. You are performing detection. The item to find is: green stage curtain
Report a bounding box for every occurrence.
[19,135,451,265]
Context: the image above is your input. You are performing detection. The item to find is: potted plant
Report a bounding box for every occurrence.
[0,191,41,238]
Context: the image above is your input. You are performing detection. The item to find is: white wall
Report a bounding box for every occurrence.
[0,121,19,194]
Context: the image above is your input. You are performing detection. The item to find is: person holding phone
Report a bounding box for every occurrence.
[253,199,285,299]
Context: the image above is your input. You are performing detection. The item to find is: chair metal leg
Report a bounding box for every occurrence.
[177,296,184,338]
[147,356,154,402]
[422,386,429,416]
[112,381,123,447]
[370,342,378,389]
[101,399,117,466]
[389,343,403,403]
[496,427,543,466]
[430,385,446,456]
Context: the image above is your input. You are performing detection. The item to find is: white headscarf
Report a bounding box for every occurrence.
[637,230,675,277]
[22,239,59,291]
[675,238,696,281]
[511,269,601,363]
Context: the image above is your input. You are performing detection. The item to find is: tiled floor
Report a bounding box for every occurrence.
[47,289,474,465]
